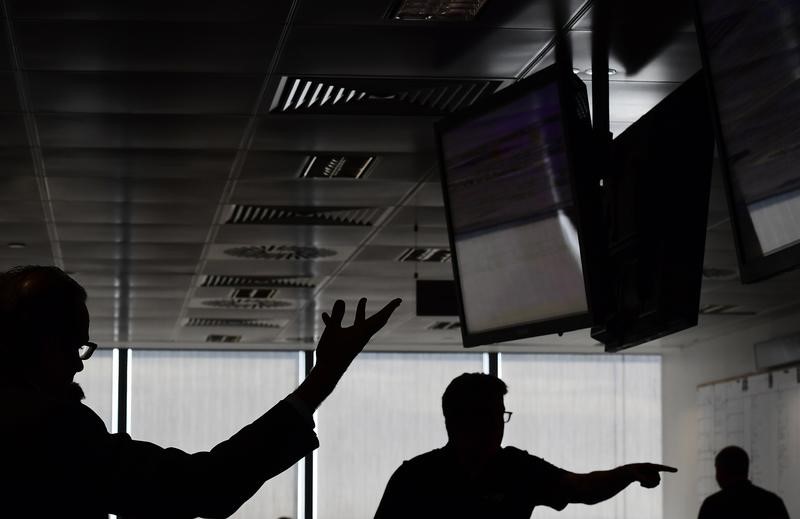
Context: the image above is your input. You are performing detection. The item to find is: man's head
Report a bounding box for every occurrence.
[0,266,89,397]
[442,373,508,455]
[715,445,749,489]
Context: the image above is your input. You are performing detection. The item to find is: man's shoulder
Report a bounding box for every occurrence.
[500,446,559,469]
[747,483,786,504]
[402,447,449,467]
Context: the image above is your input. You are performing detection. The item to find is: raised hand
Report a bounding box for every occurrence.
[315,297,402,374]
[292,297,402,412]
[628,463,678,488]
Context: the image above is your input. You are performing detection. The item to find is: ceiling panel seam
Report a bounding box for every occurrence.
[2,0,64,268]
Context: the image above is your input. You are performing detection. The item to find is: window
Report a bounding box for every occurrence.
[501,353,662,519]
[316,352,484,519]
[129,350,300,519]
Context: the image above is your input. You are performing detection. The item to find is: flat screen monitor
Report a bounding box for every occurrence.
[435,64,596,347]
[695,0,800,282]
[590,72,714,352]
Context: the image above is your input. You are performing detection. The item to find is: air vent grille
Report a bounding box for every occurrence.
[224,245,337,260]
[186,318,283,328]
[201,275,315,288]
[227,205,382,226]
[392,0,489,21]
[398,247,452,262]
[271,76,501,116]
[232,288,277,299]
[427,321,461,330]
[301,155,375,179]
[699,304,757,316]
[201,299,294,310]
[206,334,241,343]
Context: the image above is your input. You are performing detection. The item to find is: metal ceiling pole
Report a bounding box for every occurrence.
[592,0,611,150]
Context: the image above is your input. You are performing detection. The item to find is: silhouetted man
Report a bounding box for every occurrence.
[0,265,401,518]
[375,373,676,519]
[698,445,790,519]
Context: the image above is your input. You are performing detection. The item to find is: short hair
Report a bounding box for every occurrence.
[0,265,87,353]
[442,373,508,421]
[715,445,749,477]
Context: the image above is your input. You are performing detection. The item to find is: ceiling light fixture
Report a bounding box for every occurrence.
[392,0,489,21]
[7,242,26,249]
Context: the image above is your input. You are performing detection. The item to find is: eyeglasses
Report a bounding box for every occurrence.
[78,342,97,361]
[503,411,512,423]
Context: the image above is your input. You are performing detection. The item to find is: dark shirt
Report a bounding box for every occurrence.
[374,445,569,519]
[1,380,319,519]
[698,481,790,519]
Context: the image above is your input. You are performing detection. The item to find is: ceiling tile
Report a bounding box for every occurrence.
[0,148,35,176]
[229,179,413,206]
[72,272,195,289]
[36,114,248,149]
[0,222,50,243]
[11,0,293,22]
[370,226,449,247]
[279,26,553,78]
[0,200,46,222]
[57,224,210,243]
[0,114,31,147]
[0,71,20,111]
[240,151,437,182]
[215,224,372,246]
[17,21,283,73]
[0,176,40,200]
[47,177,225,203]
[52,201,218,224]
[63,258,200,274]
[294,0,586,29]
[251,114,439,153]
[60,241,204,260]
[28,72,262,114]
[203,259,341,277]
[42,148,236,178]
[386,206,447,227]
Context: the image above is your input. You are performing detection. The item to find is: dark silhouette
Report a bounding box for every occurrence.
[0,265,401,519]
[374,373,676,519]
[698,445,790,519]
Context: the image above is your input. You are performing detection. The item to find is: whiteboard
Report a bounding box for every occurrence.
[696,367,800,516]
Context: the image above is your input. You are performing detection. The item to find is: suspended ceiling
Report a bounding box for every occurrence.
[1,0,799,353]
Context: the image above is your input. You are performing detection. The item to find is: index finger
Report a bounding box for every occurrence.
[652,464,678,473]
[366,298,402,329]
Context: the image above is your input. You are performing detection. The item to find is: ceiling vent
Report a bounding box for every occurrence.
[201,299,294,310]
[301,155,375,179]
[391,0,489,21]
[206,334,241,343]
[185,318,283,328]
[699,304,757,316]
[427,320,461,330]
[224,245,337,260]
[201,275,315,288]
[232,288,277,299]
[398,247,452,262]
[270,76,502,116]
[227,205,383,226]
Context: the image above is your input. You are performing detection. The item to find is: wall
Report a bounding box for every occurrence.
[662,310,800,519]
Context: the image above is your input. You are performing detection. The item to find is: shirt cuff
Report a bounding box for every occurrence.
[285,393,316,428]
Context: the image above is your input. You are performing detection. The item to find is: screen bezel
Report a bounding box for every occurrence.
[435,63,595,348]
[694,0,800,283]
